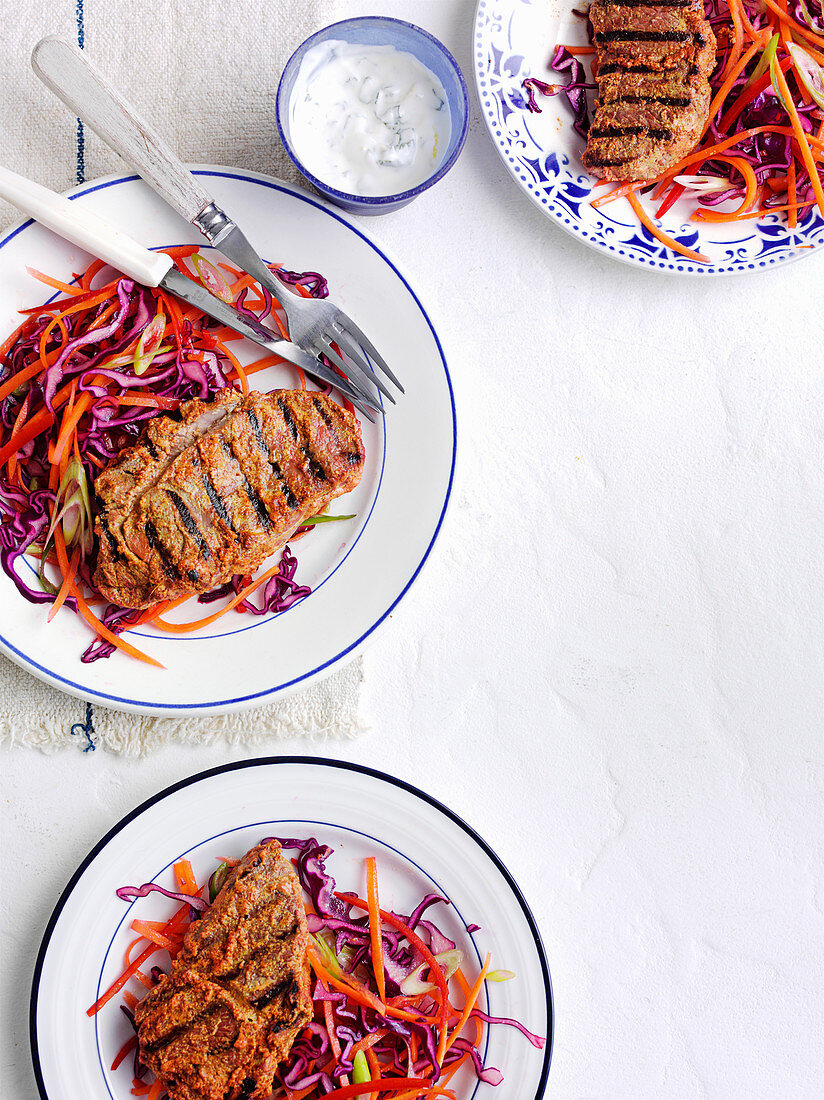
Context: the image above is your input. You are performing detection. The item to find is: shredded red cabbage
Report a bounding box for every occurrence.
[115,882,209,912]
[112,838,546,1095]
[523,47,594,140]
[0,256,330,662]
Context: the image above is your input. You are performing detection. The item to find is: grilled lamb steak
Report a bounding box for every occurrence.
[583,0,716,180]
[134,840,312,1100]
[93,388,365,608]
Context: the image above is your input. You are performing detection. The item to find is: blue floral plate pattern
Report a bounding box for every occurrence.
[473,0,824,275]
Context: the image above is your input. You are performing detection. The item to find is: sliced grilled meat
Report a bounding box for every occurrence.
[134,840,312,1100]
[93,389,365,608]
[583,0,716,180]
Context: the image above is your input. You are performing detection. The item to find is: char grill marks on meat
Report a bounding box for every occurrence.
[93,389,365,609]
[134,841,312,1100]
[583,0,716,180]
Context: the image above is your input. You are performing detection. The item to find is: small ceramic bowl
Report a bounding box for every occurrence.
[276,17,469,215]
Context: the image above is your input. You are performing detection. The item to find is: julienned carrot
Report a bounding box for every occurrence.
[701,36,766,140]
[216,342,249,395]
[301,1083,456,1100]
[174,859,199,896]
[627,191,710,263]
[772,60,824,216]
[365,1047,381,1081]
[52,390,92,466]
[337,894,452,1064]
[760,0,824,49]
[110,1033,138,1072]
[129,919,180,953]
[590,180,651,208]
[307,948,386,1016]
[113,394,180,411]
[87,941,159,1016]
[146,1079,164,1100]
[150,558,293,633]
[25,267,86,296]
[47,545,80,622]
[365,857,387,1004]
[788,159,797,229]
[444,954,491,1054]
[349,1030,389,1060]
[724,0,745,79]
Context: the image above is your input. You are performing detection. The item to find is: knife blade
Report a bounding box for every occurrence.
[159,270,379,417]
[0,164,379,420]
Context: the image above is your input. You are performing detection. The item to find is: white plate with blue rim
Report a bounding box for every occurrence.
[29,757,553,1099]
[473,0,824,275]
[0,167,456,714]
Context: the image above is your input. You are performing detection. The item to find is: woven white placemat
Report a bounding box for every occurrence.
[0,0,367,751]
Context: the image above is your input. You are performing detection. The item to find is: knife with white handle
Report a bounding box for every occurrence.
[0,165,378,417]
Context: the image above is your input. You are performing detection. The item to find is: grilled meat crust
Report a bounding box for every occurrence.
[134,841,312,1100]
[583,0,716,180]
[93,389,365,608]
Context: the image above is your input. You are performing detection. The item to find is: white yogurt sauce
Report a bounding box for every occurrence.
[288,40,452,197]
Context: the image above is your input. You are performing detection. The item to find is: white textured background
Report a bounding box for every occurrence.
[2,1,823,1098]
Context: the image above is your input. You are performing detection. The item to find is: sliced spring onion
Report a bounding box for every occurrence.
[788,42,824,109]
[673,174,732,193]
[134,312,167,376]
[208,861,230,903]
[192,254,234,303]
[300,512,356,526]
[400,948,463,996]
[796,0,824,33]
[748,33,780,89]
[311,932,344,977]
[44,457,94,558]
[352,1051,371,1084]
[486,969,516,983]
[768,36,793,114]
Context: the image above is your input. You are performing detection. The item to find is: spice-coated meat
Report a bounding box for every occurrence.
[583,0,716,180]
[93,389,365,608]
[134,841,312,1100]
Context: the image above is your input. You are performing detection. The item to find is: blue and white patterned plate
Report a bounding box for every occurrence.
[473,0,824,275]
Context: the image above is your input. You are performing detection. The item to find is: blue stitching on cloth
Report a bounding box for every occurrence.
[70,702,96,752]
[75,0,86,184]
[73,0,94,742]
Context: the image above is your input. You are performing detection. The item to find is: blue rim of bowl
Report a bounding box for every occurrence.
[276,17,470,208]
[29,756,555,1099]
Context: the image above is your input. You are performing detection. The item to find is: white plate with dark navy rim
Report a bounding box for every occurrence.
[0,167,456,714]
[473,0,824,275]
[29,757,554,1100]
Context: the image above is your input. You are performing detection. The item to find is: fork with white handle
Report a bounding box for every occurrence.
[31,35,403,411]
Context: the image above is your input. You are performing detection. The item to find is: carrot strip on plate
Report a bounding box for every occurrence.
[151,558,295,633]
[444,954,491,1054]
[772,60,824,215]
[365,857,387,1004]
[47,544,80,622]
[174,859,199,896]
[627,190,710,263]
[110,1033,138,1072]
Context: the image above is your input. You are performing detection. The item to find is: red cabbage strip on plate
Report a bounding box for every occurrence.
[0,251,342,664]
[99,837,545,1098]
